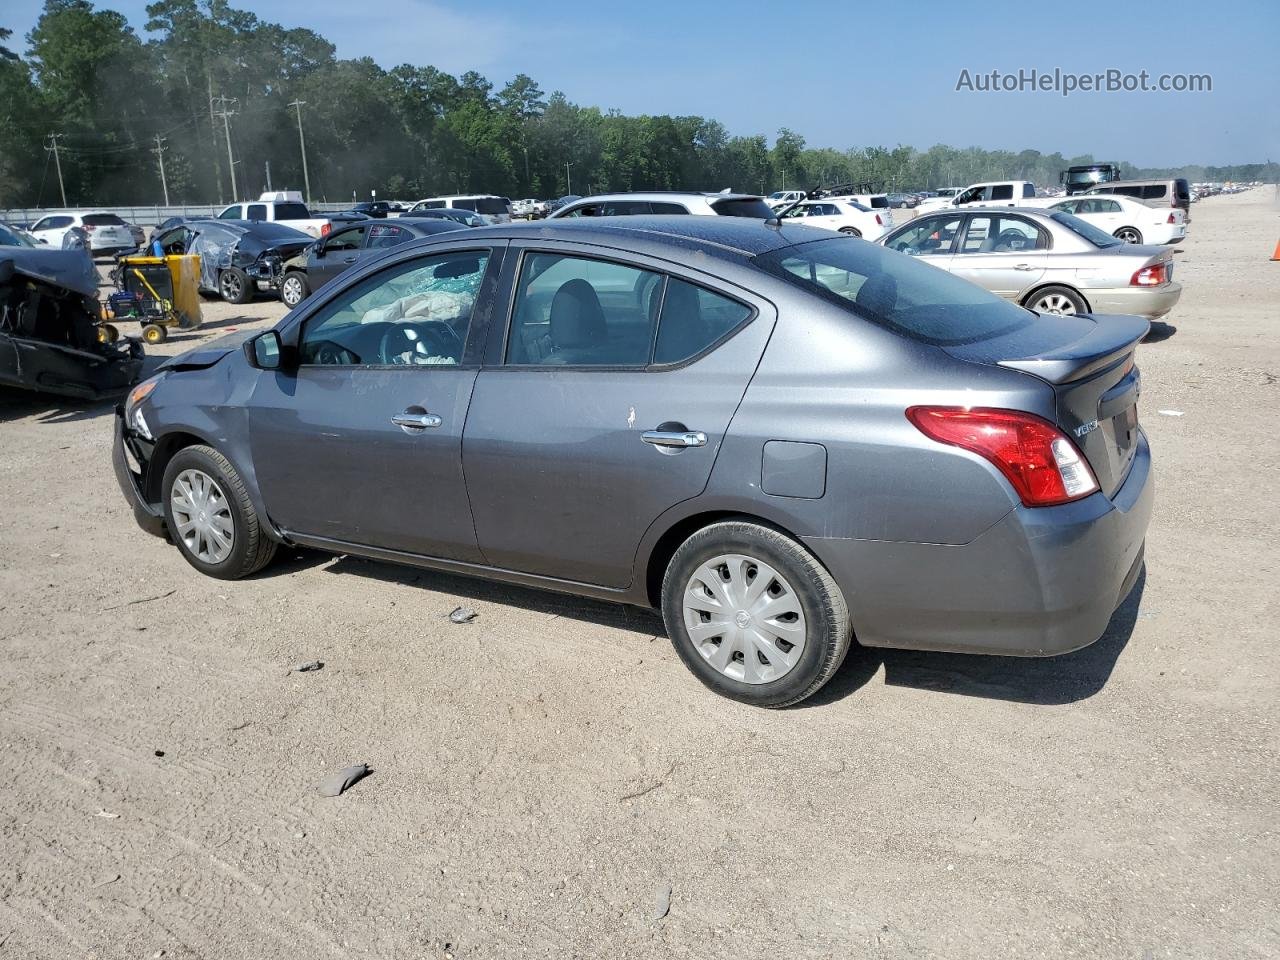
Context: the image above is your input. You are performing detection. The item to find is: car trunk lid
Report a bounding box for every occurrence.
[943,312,1148,497]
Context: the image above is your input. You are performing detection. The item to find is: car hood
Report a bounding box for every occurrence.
[0,247,99,298]
[157,330,253,371]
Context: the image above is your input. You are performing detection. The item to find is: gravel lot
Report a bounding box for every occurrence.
[2,191,1277,959]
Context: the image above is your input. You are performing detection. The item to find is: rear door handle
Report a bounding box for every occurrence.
[641,430,708,448]
[391,412,442,430]
[1014,263,1035,271]
[343,255,358,264]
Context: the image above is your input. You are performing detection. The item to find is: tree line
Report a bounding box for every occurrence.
[1,0,1275,210]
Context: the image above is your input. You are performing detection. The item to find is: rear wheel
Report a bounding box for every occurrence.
[141,323,167,344]
[219,267,251,304]
[161,444,276,580]
[661,521,851,708]
[97,324,120,344]
[838,226,863,237]
[280,272,309,308]
[1026,285,1087,316]
[1113,226,1143,244]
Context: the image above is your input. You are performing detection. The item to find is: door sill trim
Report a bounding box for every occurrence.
[283,531,644,607]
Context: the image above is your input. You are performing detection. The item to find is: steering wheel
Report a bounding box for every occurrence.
[994,229,1031,251]
[377,320,463,364]
[312,340,357,365]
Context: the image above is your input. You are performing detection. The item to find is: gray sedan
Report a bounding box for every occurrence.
[880,206,1182,319]
[113,217,1151,707]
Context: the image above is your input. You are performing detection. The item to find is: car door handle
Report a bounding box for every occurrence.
[391,412,442,430]
[641,430,708,448]
[343,255,358,264]
[1013,263,1036,271]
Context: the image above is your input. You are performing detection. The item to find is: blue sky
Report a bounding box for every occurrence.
[6,0,1277,166]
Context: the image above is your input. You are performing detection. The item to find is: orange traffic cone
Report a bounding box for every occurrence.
[1273,239,1280,261]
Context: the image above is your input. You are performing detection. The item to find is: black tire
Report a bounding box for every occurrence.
[280,272,309,308]
[1024,284,1088,316]
[838,226,862,237]
[661,520,851,708]
[219,267,252,304]
[161,444,276,580]
[1113,226,1143,244]
[142,323,167,344]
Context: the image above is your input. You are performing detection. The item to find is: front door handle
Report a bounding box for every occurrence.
[641,430,708,448]
[1013,263,1035,271]
[391,412,442,430]
[343,255,358,264]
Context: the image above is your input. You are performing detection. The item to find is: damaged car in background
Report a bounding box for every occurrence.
[1,248,143,399]
[149,219,313,304]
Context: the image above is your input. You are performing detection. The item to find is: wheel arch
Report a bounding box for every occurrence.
[144,430,211,504]
[1020,282,1091,313]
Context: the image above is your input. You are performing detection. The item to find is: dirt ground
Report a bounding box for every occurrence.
[1,191,1278,960]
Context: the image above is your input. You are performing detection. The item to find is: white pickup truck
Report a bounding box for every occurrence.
[214,191,335,238]
[915,180,1038,214]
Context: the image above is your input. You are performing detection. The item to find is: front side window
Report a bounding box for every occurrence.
[506,253,659,367]
[217,206,242,220]
[299,250,490,366]
[323,225,368,252]
[884,215,963,255]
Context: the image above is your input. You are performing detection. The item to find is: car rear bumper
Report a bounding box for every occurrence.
[1086,282,1182,319]
[805,430,1153,656]
[112,407,167,538]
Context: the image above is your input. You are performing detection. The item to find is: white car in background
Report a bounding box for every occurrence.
[1049,194,1187,245]
[27,211,138,256]
[778,197,892,240]
[766,190,806,209]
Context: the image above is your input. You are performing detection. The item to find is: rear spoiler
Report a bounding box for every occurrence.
[998,314,1149,384]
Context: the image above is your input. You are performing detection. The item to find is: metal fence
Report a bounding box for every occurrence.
[1,202,355,228]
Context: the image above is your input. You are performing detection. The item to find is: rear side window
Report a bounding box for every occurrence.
[246,204,268,221]
[1022,183,1036,198]
[866,196,890,209]
[758,237,1033,346]
[274,202,311,219]
[653,279,752,365]
[602,200,651,216]
[507,253,658,367]
[474,198,509,215]
[1141,184,1168,200]
[366,224,410,248]
[83,214,125,226]
[454,199,478,212]
[1114,186,1142,198]
[709,197,773,218]
[990,185,1014,201]
[649,202,689,215]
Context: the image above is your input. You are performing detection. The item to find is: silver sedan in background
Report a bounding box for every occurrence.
[880,206,1182,318]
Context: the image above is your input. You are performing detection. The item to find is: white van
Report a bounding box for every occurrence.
[406,194,512,224]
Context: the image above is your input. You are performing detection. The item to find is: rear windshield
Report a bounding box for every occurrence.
[474,197,510,215]
[710,197,773,218]
[1050,211,1122,248]
[274,202,312,220]
[83,214,126,226]
[758,237,1033,346]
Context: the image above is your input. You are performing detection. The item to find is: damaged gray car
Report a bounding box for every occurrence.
[1,248,143,400]
[149,219,313,304]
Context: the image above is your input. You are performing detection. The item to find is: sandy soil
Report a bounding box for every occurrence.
[1,191,1278,959]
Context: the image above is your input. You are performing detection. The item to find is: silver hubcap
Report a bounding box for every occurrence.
[171,469,234,564]
[1116,229,1139,243]
[682,554,807,684]
[1033,292,1078,315]
[222,274,241,298]
[283,277,302,304]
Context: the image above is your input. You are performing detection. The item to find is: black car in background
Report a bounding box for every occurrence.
[348,201,404,219]
[278,216,467,307]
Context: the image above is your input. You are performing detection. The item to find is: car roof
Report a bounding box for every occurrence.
[432,215,835,259]
[567,191,764,203]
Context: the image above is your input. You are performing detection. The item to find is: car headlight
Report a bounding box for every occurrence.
[125,374,163,438]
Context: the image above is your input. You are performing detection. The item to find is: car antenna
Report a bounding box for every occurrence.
[766,186,821,228]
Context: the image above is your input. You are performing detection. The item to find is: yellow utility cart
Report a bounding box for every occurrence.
[100,253,203,345]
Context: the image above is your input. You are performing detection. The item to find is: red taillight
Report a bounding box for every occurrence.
[906,406,1099,507]
[1130,262,1167,286]
[875,214,883,225]
[1167,213,1176,223]
[320,223,331,236]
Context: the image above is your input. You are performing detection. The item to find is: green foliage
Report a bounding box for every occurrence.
[0,0,1274,208]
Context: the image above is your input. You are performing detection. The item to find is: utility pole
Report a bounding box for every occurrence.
[264,159,272,193]
[211,95,239,200]
[565,161,573,195]
[46,133,67,207]
[288,99,311,204]
[152,135,170,206]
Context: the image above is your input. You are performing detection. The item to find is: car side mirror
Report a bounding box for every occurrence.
[313,243,325,258]
[245,330,284,370]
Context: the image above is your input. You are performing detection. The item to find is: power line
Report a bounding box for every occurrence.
[46,133,67,206]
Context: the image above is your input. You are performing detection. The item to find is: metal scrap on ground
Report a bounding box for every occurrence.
[293,660,324,672]
[448,606,478,624]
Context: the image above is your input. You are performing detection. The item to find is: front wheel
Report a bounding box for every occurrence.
[1113,226,1143,244]
[661,521,852,708]
[219,267,252,304]
[280,272,309,308]
[161,444,276,580]
[1025,285,1087,316]
[838,226,863,237]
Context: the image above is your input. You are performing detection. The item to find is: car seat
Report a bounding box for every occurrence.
[545,278,607,364]
[854,273,898,319]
